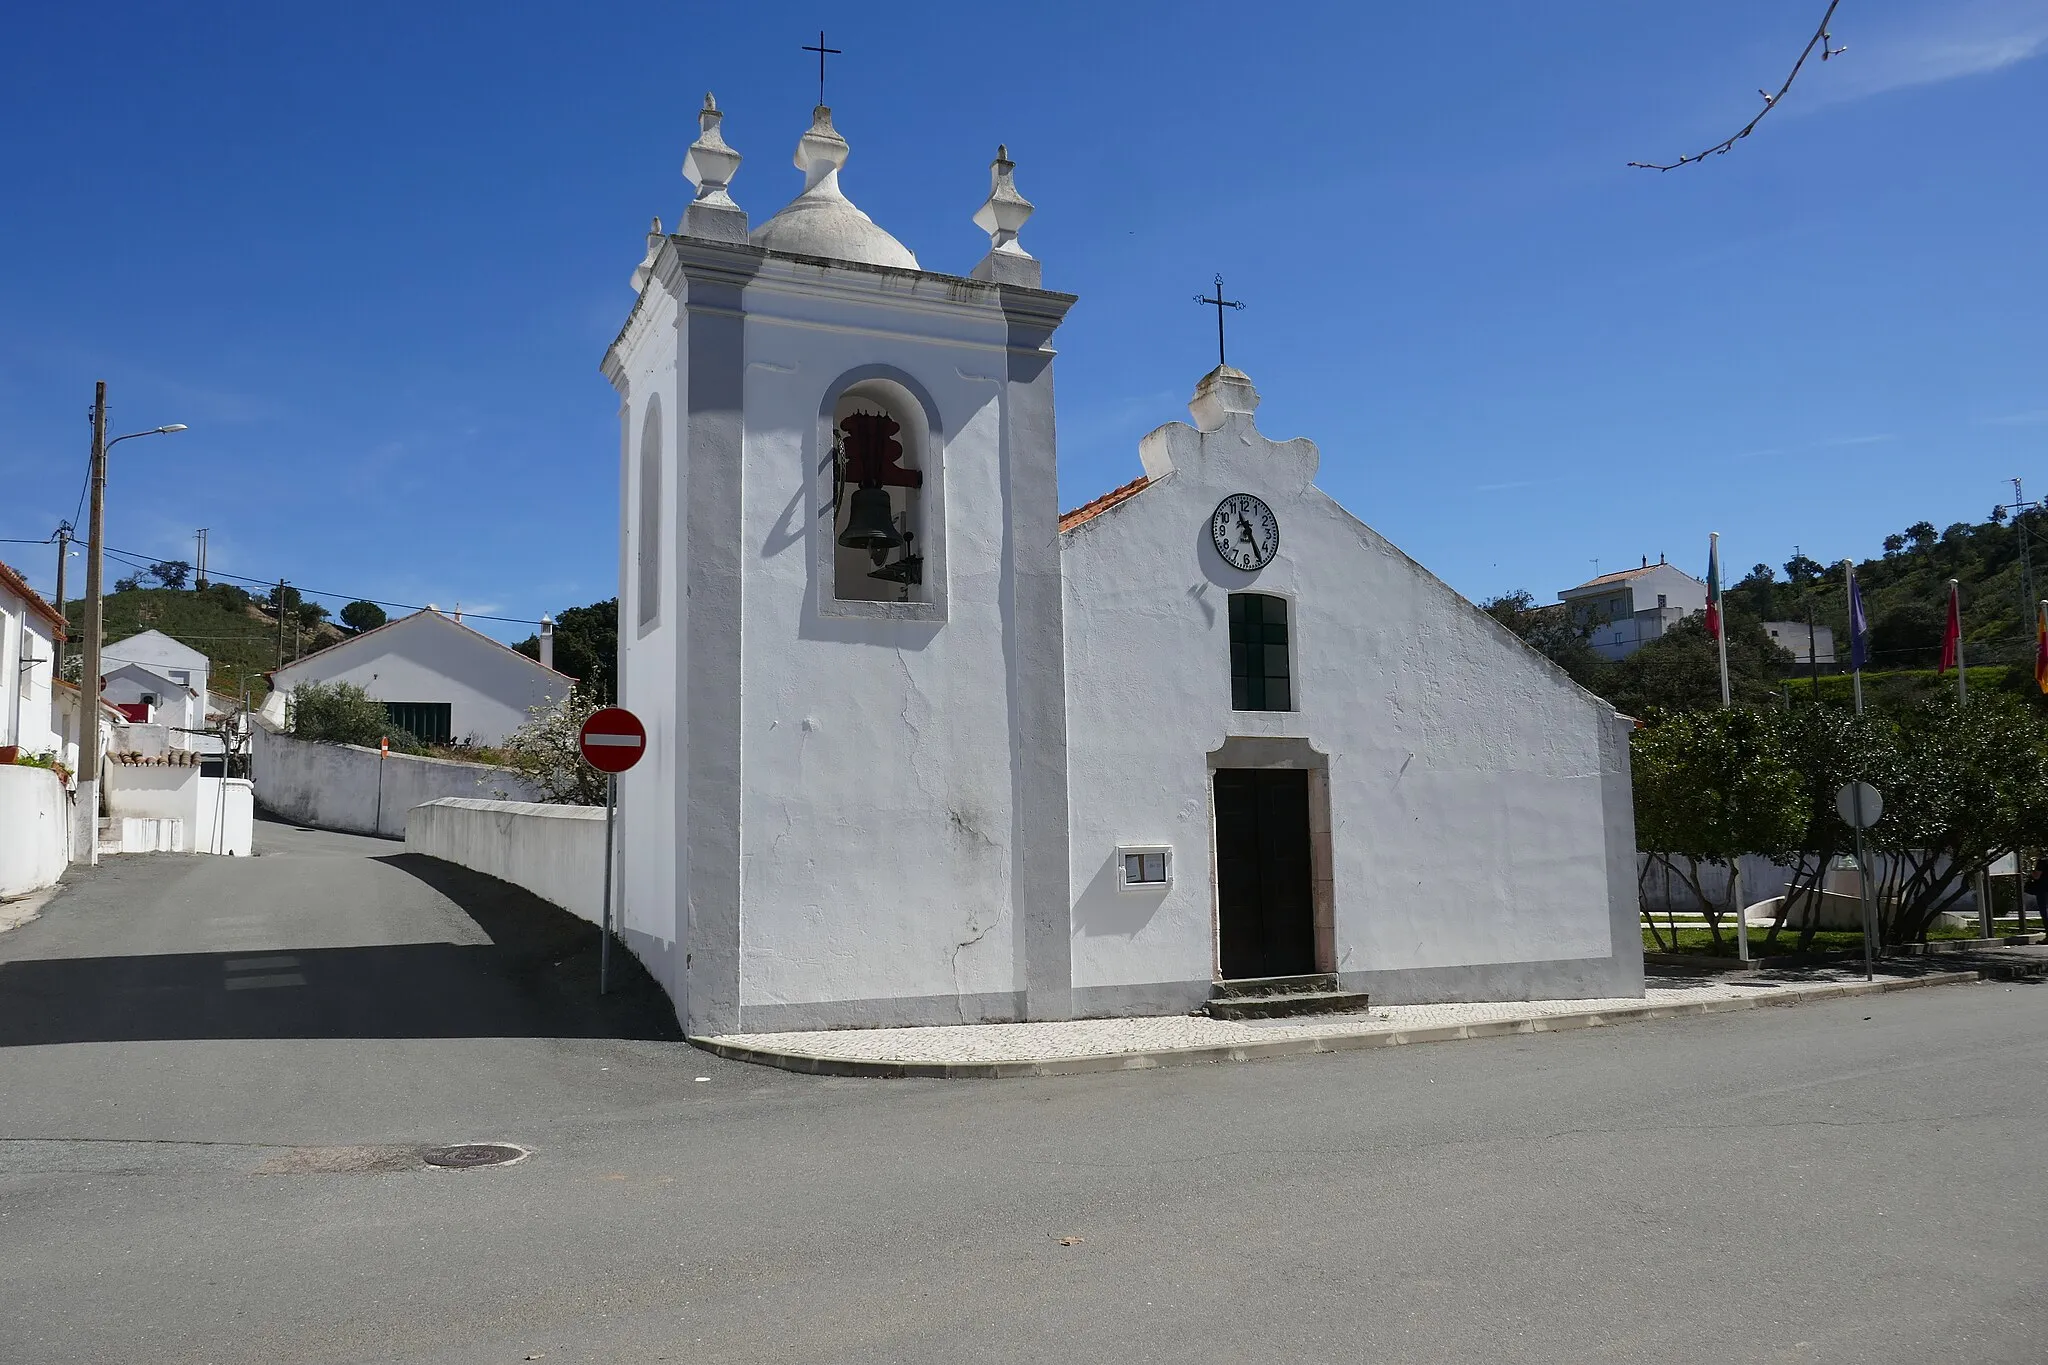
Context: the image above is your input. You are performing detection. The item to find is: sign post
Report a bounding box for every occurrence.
[1836,781,1884,981]
[579,707,648,994]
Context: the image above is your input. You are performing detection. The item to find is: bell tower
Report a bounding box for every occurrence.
[605,96,1077,1036]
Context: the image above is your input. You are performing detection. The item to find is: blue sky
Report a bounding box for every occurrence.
[3,1,2044,640]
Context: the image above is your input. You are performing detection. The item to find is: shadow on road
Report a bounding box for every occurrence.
[0,854,683,1047]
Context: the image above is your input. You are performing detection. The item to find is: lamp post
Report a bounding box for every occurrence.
[73,381,186,864]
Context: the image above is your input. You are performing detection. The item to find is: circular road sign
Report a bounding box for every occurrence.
[1835,781,1884,830]
[578,707,647,774]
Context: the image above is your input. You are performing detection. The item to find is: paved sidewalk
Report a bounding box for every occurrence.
[699,967,1981,1077]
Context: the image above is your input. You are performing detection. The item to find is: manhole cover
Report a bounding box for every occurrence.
[421,1143,529,1168]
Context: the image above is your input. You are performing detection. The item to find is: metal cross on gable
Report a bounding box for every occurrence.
[1194,274,1245,369]
[801,30,841,106]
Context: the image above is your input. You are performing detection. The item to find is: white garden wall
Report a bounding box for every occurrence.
[0,764,69,897]
[404,798,677,1009]
[252,722,542,838]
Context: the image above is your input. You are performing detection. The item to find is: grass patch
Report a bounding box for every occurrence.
[1642,924,1981,957]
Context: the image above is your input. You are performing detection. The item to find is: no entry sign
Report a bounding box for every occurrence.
[578,707,647,773]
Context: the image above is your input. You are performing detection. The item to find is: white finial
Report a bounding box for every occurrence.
[684,93,741,208]
[969,142,1041,286]
[631,215,665,292]
[681,92,750,243]
[974,143,1034,258]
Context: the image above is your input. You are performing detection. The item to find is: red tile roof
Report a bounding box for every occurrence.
[0,559,66,638]
[1058,475,1150,533]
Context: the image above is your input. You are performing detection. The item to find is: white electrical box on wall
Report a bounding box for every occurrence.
[1117,844,1172,892]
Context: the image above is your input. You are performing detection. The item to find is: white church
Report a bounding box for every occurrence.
[605,94,1642,1036]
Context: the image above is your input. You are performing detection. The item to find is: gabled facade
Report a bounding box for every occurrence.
[264,608,571,746]
[103,629,211,742]
[1062,369,1641,1012]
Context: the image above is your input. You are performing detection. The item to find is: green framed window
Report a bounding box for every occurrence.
[1228,593,1292,712]
[383,701,452,745]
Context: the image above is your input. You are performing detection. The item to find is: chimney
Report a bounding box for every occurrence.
[1641,555,1648,569]
[539,615,554,671]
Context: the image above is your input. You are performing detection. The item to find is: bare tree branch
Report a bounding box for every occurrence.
[1629,0,1846,171]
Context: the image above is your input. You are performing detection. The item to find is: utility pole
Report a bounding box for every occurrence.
[53,522,72,653]
[75,384,108,864]
[1996,478,2039,641]
[276,579,288,668]
[195,527,208,588]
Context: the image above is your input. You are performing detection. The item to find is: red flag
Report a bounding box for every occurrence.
[1939,581,1961,675]
[2034,600,2047,695]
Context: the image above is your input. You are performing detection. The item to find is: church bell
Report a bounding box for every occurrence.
[838,486,902,550]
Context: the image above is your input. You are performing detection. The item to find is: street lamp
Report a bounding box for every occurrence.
[74,386,187,865]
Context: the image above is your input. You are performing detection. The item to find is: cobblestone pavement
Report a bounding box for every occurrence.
[707,966,1946,1066]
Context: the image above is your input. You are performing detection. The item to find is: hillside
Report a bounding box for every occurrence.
[1723,509,2048,671]
[62,584,346,705]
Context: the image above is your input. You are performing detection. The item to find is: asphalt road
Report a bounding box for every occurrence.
[2,822,2044,1365]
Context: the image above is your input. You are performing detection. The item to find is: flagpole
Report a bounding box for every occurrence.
[1843,559,1863,717]
[1712,532,1731,709]
[1845,558,1877,969]
[1950,578,1966,702]
[1708,532,1746,961]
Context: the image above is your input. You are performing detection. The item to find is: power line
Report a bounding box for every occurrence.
[93,541,546,626]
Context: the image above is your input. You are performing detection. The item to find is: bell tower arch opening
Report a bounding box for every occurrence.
[825,376,935,605]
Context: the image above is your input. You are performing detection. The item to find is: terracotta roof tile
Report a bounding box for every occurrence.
[1058,475,1150,533]
[0,558,66,638]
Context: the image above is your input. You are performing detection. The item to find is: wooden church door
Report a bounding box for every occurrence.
[1213,768,1317,980]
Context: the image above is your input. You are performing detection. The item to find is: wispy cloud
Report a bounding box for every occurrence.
[1982,408,2048,426]
[1475,479,1538,494]
[1815,433,1897,448]
[1804,0,2048,106]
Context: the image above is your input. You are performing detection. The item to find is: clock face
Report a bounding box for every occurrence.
[1210,493,1279,571]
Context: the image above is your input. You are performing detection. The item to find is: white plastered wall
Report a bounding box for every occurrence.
[3,601,60,756]
[611,277,684,1008]
[1062,373,1641,1008]
[730,270,1024,1022]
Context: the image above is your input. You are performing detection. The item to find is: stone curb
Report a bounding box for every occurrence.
[691,971,1983,1080]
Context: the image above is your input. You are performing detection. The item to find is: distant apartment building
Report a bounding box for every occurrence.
[1558,556,1707,662]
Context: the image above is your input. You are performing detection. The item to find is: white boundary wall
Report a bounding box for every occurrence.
[405,798,679,1012]
[0,764,69,897]
[253,723,542,838]
[406,798,607,924]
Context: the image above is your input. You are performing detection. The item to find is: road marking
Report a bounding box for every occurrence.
[224,956,300,971]
[225,973,307,991]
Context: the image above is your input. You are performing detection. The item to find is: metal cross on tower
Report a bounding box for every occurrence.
[1194,274,1245,369]
[802,31,841,106]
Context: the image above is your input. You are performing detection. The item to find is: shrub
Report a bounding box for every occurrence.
[496,690,608,805]
[288,680,390,748]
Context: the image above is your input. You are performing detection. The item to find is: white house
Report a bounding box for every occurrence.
[1763,621,1836,666]
[262,608,572,746]
[102,629,212,748]
[1,559,63,762]
[1558,559,1707,661]
[600,98,1640,1036]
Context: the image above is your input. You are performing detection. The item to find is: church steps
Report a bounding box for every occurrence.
[1202,976,1373,1020]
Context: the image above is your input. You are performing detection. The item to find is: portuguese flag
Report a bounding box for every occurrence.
[1703,536,1722,641]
